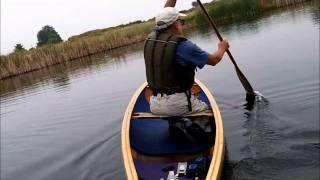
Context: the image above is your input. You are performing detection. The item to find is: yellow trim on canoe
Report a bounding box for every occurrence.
[195,79,225,180]
[121,82,147,180]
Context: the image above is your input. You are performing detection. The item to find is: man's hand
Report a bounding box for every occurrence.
[164,0,177,7]
[218,40,229,51]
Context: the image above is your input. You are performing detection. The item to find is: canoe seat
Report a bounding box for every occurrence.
[132,110,213,119]
[130,116,215,155]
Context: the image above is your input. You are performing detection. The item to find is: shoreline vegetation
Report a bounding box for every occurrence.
[0,0,314,80]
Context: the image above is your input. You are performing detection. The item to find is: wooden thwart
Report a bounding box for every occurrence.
[132,110,213,119]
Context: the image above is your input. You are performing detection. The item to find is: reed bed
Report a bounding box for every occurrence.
[0,21,153,79]
[193,0,312,25]
[0,0,313,80]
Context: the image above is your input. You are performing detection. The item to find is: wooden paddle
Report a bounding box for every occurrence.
[196,0,255,95]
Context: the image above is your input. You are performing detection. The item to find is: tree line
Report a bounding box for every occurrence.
[14,25,63,53]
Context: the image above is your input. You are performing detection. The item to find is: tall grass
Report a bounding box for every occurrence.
[0,0,313,80]
[0,21,153,79]
[193,0,311,26]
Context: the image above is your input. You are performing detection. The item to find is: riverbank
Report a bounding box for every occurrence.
[0,0,314,80]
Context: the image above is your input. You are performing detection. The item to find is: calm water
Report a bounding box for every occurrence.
[1,3,319,180]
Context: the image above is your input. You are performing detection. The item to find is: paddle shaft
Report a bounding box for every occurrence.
[196,0,254,95]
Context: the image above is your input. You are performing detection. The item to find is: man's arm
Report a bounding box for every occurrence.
[164,0,177,7]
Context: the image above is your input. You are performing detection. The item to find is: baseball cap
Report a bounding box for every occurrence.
[155,7,187,30]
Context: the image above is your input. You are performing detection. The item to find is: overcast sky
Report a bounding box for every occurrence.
[1,0,212,55]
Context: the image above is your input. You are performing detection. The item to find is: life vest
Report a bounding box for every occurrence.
[144,31,196,93]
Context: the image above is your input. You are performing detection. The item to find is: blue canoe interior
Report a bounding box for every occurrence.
[129,87,217,180]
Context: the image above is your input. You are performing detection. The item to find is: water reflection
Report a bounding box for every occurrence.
[106,42,143,61]
[0,43,144,100]
[51,75,71,93]
[310,6,320,25]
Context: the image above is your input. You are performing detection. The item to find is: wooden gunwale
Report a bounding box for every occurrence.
[121,82,147,180]
[195,79,225,180]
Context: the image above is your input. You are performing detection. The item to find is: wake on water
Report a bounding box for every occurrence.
[254,91,268,103]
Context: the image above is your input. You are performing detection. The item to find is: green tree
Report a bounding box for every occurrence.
[37,25,63,47]
[14,44,26,52]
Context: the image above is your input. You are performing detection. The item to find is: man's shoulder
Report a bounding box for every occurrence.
[177,39,203,53]
[176,39,209,68]
[178,39,196,49]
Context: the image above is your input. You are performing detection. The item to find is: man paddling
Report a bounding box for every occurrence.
[144,0,229,116]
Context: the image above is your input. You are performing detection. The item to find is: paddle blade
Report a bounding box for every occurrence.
[235,67,254,94]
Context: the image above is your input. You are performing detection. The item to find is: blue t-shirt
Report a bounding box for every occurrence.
[176,40,209,69]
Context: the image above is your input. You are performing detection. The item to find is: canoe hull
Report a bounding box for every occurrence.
[122,79,225,180]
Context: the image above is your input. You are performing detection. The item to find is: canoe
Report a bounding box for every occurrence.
[121,79,225,180]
